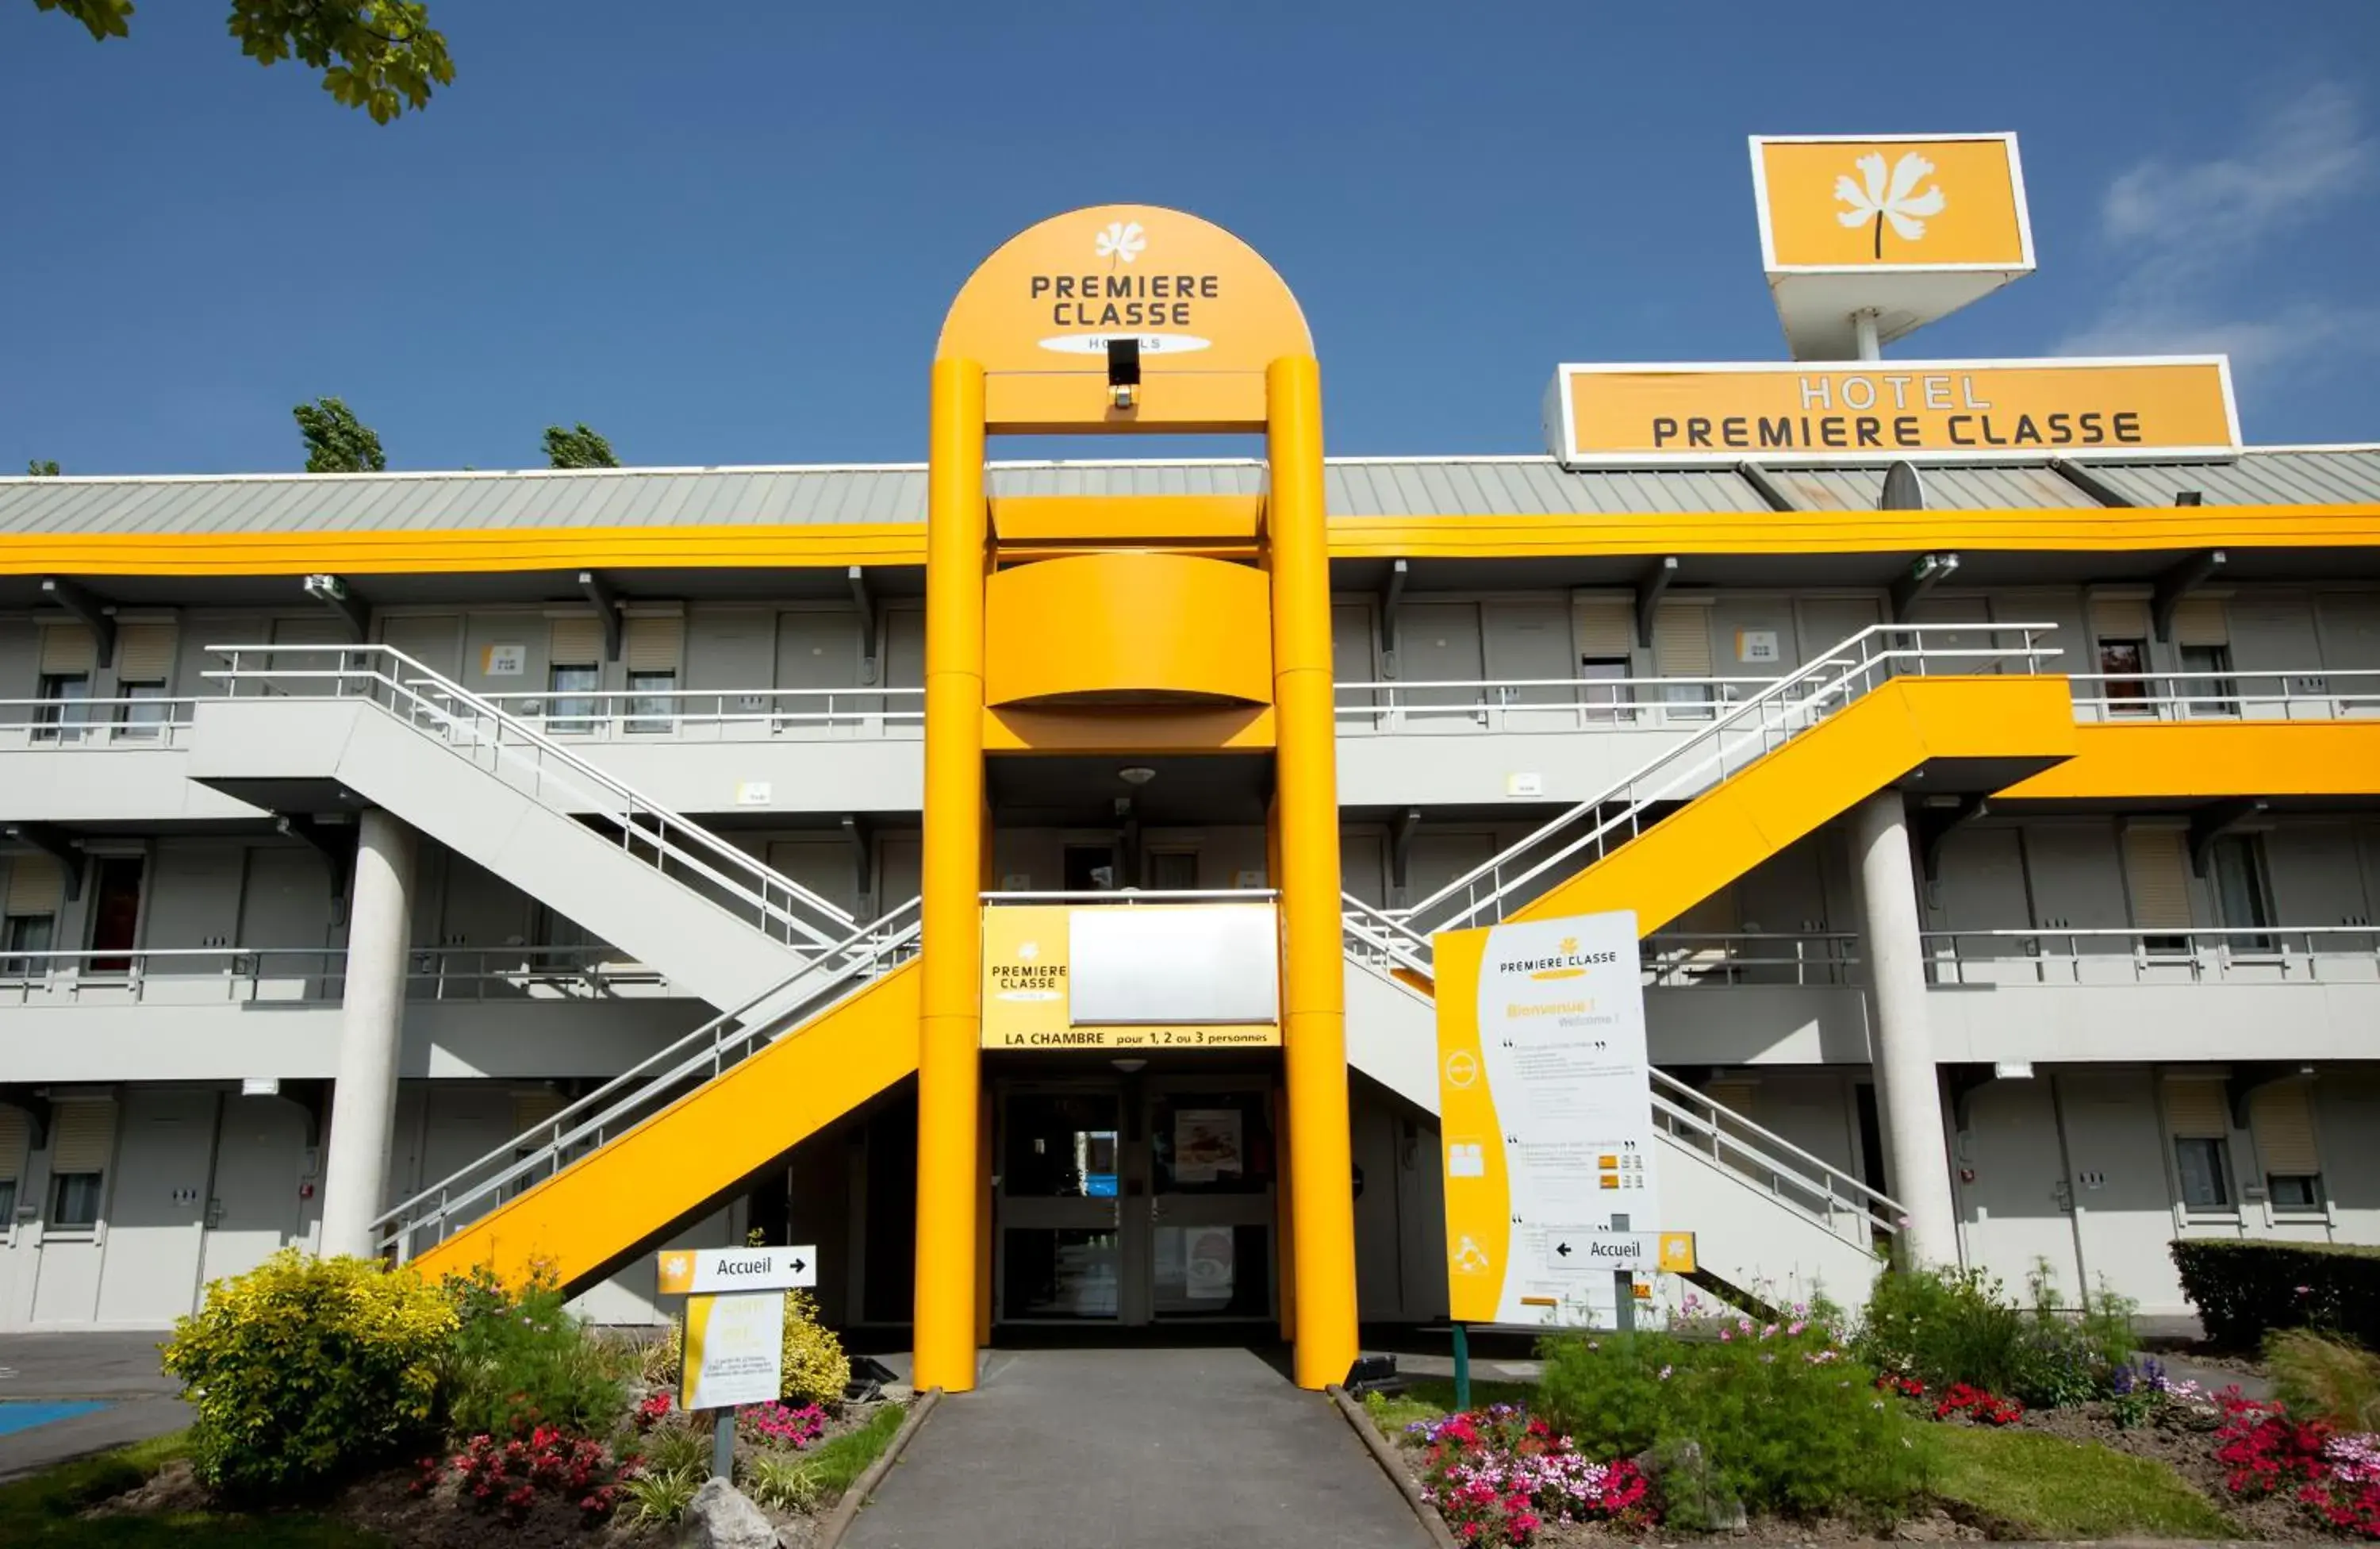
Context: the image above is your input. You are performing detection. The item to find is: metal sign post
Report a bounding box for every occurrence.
[656,1245,819,1479]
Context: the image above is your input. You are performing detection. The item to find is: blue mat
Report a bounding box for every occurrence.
[0,1401,110,1436]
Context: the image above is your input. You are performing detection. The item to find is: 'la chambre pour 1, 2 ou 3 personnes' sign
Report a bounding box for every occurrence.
[1545,357,2240,467]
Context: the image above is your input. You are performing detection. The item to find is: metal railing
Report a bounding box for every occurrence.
[1923,926,2380,985]
[204,644,859,951]
[1649,1067,1900,1249]
[0,697,201,748]
[0,944,691,1005]
[470,686,923,740]
[1346,625,2059,967]
[1334,677,1780,734]
[2068,669,2380,723]
[373,897,921,1263]
[1642,932,1860,987]
[981,888,1280,905]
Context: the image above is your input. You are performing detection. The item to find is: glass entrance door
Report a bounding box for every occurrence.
[996,1089,1123,1321]
[1145,1078,1277,1321]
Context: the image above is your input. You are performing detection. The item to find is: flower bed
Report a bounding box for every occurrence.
[1405,1405,1652,1544]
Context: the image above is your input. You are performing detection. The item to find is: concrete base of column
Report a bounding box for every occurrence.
[319,809,416,1260]
[1852,791,1960,1265]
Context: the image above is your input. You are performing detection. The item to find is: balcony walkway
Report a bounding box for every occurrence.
[844,1345,1425,1549]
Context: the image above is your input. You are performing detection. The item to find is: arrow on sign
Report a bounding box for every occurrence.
[793,1259,808,1275]
[1556,1241,1573,1258]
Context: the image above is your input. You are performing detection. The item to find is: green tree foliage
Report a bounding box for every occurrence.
[294,396,386,473]
[26,459,60,476]
[543,422,620,469]
[33,1,452,123]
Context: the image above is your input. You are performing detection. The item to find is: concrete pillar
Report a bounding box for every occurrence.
[1851,791,1958,1264]
[320,809,416,1260]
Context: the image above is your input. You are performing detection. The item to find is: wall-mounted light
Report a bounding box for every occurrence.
[1111,1058,1147,1074]
[1107,337,1141,409]
[1118,766,1157,786]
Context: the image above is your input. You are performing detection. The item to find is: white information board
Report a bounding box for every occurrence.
[678,1291,785,1410]
[1438,911,1674,1326]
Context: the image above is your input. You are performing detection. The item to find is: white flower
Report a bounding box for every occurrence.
[1835,152,1947,256]
[1095,220,1146,265]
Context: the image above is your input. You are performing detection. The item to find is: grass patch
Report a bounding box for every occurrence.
[800,1401,910,1501]
[0,1430,384,1547]
[1929,1426,2236,1540]
[1360,1377,1537,1437]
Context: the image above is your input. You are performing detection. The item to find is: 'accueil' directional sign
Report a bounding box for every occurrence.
[655,1244,816,1297]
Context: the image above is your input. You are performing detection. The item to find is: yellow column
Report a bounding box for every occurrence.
[914,356,987,1393]
[1266,355,1359,1389]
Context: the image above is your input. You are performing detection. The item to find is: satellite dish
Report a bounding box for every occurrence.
[1880,461,1925,511]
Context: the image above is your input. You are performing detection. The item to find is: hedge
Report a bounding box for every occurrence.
[2170,1240,2380,1350]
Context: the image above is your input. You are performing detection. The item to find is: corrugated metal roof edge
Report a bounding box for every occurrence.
[3,444,2374,486]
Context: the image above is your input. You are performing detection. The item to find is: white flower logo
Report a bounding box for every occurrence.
[1016,941,1039,961]
[1094,220,1146,266]
[1834,152,1946,259]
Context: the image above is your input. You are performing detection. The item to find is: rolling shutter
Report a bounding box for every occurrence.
[548,616,604,667]
[1572,598,1633,660]
[2091,597,2152,640]
[2250,1084,2320,1178]
[2172,598,2228,648]
[624,615,684,675]
[114,624,177,682]
[0,1107,27,1182]
[1704,1081,1758,1120]
[49,1101,115,1174]
[2123,828,2192,932]
[512,1088,566,1136]
[1653,602,1713,677]
[39,625,96,675]
[2163,1078,2229,1140]
[5,855,63,917]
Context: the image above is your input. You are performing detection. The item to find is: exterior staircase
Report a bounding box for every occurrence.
[189,644,862,1013]
[1342,624,2083,1306]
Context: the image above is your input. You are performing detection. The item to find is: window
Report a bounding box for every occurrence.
[2178,643,2238,718]
[1,913,54,978]
[85,856,144,974]
[49,1171,102,1228]
[0,1178,14,1223]
[2269,1174,2324,1211]
[115,681,171,738]
[34,673,92,743]
[1146,850,1199,890]
[1580,657,1633,723]
[2098,639,2152,716]
[2208,836,2274,954]
[547,663,600,734]
[624,669,677,736]
[2121,827,2194,955]
[2174,1136,2232,1209]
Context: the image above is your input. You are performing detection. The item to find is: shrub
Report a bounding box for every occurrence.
[1536,1321,1929,1520]
[639,1423,713,1477]
[651,1287,850,1405]
[739,1400,828,1450]
[161,1247,456,1499]
[620,1465,702,1525]
[440,1263,625,1440]
[2171,1240,2380,1350]
[1856,1263,2134,1407]
[747,1452,823,1512]
[2268,1329,2380,1432]
[450,1426,634,1523]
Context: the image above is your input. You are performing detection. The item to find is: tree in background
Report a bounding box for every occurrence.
[33,0,452,123]
[26,460,60,476]
[294,398,386,473]
[543,424,620,470]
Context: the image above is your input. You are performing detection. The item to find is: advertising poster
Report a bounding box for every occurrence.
[1435,911,1664,1327]
[678,1290,785,1410]
[1173,1109,1244,1184]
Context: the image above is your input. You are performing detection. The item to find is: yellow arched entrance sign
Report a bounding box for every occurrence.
[937,203,1311,434]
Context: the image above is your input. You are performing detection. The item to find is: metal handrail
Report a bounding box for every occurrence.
[470,685,923,736]
[1923,925,2380,984]
[1379,625,2059,953]
[1649,1069,1901,1241]
[982,889,1280,904]
[0,944,689,1005]
[372,897,922,1262]
[2067,668,2380,720]
[204,644,858,951]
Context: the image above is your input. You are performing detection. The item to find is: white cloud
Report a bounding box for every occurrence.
[2054,84,2378,372]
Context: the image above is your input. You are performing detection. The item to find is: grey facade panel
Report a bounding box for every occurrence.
[1,449,2374,539]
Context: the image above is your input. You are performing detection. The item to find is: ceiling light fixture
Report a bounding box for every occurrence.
[1117,767,1157,786]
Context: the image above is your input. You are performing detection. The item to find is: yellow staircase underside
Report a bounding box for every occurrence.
[1482,674,2080,940]
[409,961,922,1289]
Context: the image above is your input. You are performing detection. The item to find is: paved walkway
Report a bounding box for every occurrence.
[844,1346,1428,1549]
[0,1332,190,1482]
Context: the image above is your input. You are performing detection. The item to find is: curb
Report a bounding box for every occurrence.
[817,1386,941,1549]
[1327,1384,1461,1549]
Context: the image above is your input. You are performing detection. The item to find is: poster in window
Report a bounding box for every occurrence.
[1185,1227,1235,1301]
[1173,1109,1243,1184]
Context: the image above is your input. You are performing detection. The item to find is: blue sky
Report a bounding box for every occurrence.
[2,0,2375,475]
